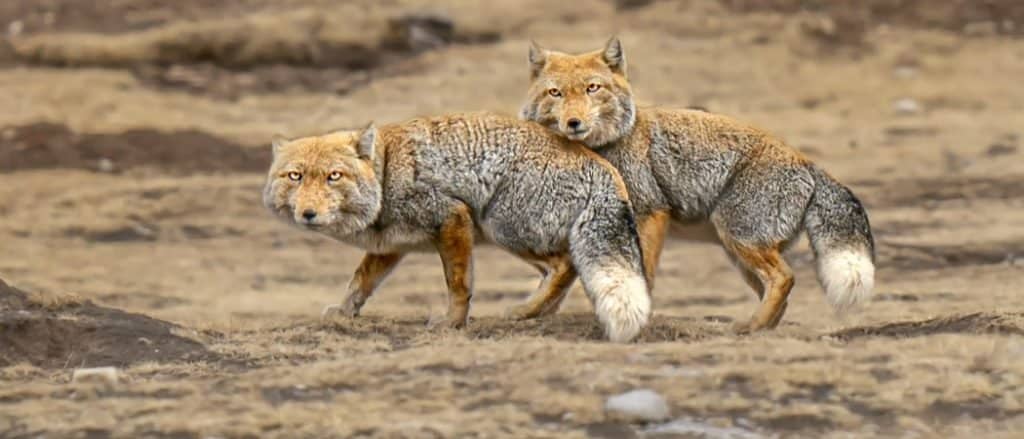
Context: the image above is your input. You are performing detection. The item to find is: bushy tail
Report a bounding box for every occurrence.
[804,166,876,312]
[570,195,651,343]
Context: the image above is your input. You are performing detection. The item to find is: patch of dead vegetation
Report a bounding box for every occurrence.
[830,312,1024,340]
[880,241,1019,271]
[863,175,1024,207]
[722,0,1024,36]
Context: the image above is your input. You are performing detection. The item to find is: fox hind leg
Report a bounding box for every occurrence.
[725,251,788,328]
[504,253,578,320]
[712,164,811,333]
[724,241,794,334]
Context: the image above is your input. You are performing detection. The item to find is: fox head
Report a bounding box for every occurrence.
[263,125,382,237]
[520,37,636,148]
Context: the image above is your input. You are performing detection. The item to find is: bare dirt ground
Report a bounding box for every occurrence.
[2,0,1023,437]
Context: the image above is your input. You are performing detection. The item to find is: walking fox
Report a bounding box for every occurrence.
[519,38,875,333]
[263,112,650,342]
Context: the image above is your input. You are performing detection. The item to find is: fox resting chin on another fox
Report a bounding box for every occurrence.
[263,112,651,342]
[520,38,876,332]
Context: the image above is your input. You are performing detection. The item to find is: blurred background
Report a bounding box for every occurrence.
[2,1,1024,437]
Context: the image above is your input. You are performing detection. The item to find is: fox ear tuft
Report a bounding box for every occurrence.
[528,40,549,79]
[602,36,626,76]
[271,134,289,156]
[357,123,377,160]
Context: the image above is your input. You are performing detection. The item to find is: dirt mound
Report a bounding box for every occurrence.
[0,278,213,369]
[6,7,500,97]
[0,122,268,173]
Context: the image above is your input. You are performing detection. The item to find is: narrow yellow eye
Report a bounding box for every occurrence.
[328,171,343,181]
[587,83,601,93]
[547,88,562,98]
[287,171,302,181]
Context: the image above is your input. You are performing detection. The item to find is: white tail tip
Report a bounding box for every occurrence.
[589,270,651,342]
[818,248,875,313]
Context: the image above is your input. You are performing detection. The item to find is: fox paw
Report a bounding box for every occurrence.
[732,319,770,335]
[731,320,754,335]
[320,303,359,321]
[426,314,467,331]
[503,304,540,321]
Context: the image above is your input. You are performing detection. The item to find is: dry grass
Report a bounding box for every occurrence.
[2,0,1024,437]
[24,290,87,309]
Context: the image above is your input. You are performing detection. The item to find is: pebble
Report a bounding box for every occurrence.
[893,98,921,115]
[605,389,670,423]
[97,158,115,173]
[8,20,23,37]
[71,367,120,387]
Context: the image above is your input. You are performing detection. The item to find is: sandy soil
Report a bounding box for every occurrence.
[2,0,1023,437]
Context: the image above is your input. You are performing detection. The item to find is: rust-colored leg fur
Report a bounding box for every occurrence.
[435,204,475,329]
[723,240,794,334]
[735,264,788,328]
[637,210,671,289]
[505,209,666,321]
[323,252,405,320]
[505,254,578,320]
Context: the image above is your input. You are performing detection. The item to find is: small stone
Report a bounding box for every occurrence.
[97,158,115,173]
[605,389,670,423]
[7,20,23,37]
[71,367,120,387]
[893,66,917,80]
[893,98,921,115]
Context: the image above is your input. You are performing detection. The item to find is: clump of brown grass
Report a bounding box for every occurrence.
[25,290,87,310]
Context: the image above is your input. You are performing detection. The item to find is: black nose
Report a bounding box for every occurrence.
[567,118,582,130]
[302,210,317,220]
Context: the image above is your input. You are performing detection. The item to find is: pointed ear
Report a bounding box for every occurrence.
[601,36,626,76]
[357,123,377,160]
[271,134,289,156]
[528,40,549,79]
